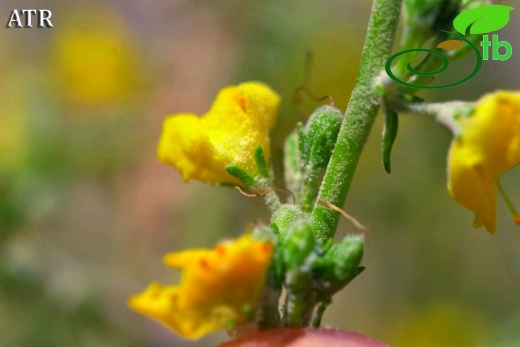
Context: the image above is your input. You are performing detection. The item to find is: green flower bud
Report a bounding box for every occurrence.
[270,204,303,237]
[300,105,343,173]
[298,105,343,212]
[282,220,315,272]
[312,234,365,295]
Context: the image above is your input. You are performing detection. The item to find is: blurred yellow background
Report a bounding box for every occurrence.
[1,1,519,346]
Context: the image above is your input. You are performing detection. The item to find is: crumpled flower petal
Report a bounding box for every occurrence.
[157,82,280,184]
[447,91,520,233]
[128,235,273,339]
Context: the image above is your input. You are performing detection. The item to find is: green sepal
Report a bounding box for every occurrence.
[312,234,364,295]
[254,145,270,178]
[382,108,399,174]
[225,165,256,187]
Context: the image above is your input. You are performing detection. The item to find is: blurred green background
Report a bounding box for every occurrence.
[1,1,519,346]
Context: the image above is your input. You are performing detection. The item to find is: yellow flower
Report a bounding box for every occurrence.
[448,91,520,233]
[128,235,273,339]
[157,82,280,184]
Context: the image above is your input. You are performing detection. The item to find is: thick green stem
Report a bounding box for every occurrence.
[311,0,402,243]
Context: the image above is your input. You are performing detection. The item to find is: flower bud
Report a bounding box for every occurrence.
[300,105,343,174]
[312,234,364,295]
[298,105,343,212]
[270,204,304,237]
[282,220,315,272]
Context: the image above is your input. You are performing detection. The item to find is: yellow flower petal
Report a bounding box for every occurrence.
[129,235,273,339]
[447,91,520,233]
[157,82,280,184]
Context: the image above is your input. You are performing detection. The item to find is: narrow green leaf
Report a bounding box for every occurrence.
[382,109,399,174]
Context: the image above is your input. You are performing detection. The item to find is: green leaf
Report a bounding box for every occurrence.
[382,108,399,174]
[453,5,514,35]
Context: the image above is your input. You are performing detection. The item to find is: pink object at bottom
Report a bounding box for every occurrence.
[219,328,389,347]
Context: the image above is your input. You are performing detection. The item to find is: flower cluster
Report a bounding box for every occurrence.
[130,80,520,341]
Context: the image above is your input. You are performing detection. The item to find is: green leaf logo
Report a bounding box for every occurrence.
[453,5,514,35]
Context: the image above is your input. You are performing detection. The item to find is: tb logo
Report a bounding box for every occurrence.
[386,5,515,89]
[481,35,512,61]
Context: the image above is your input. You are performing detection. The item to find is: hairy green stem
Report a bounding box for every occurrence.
[399,101,474,136]
[263,190,282,212]
[311,0,402,243]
